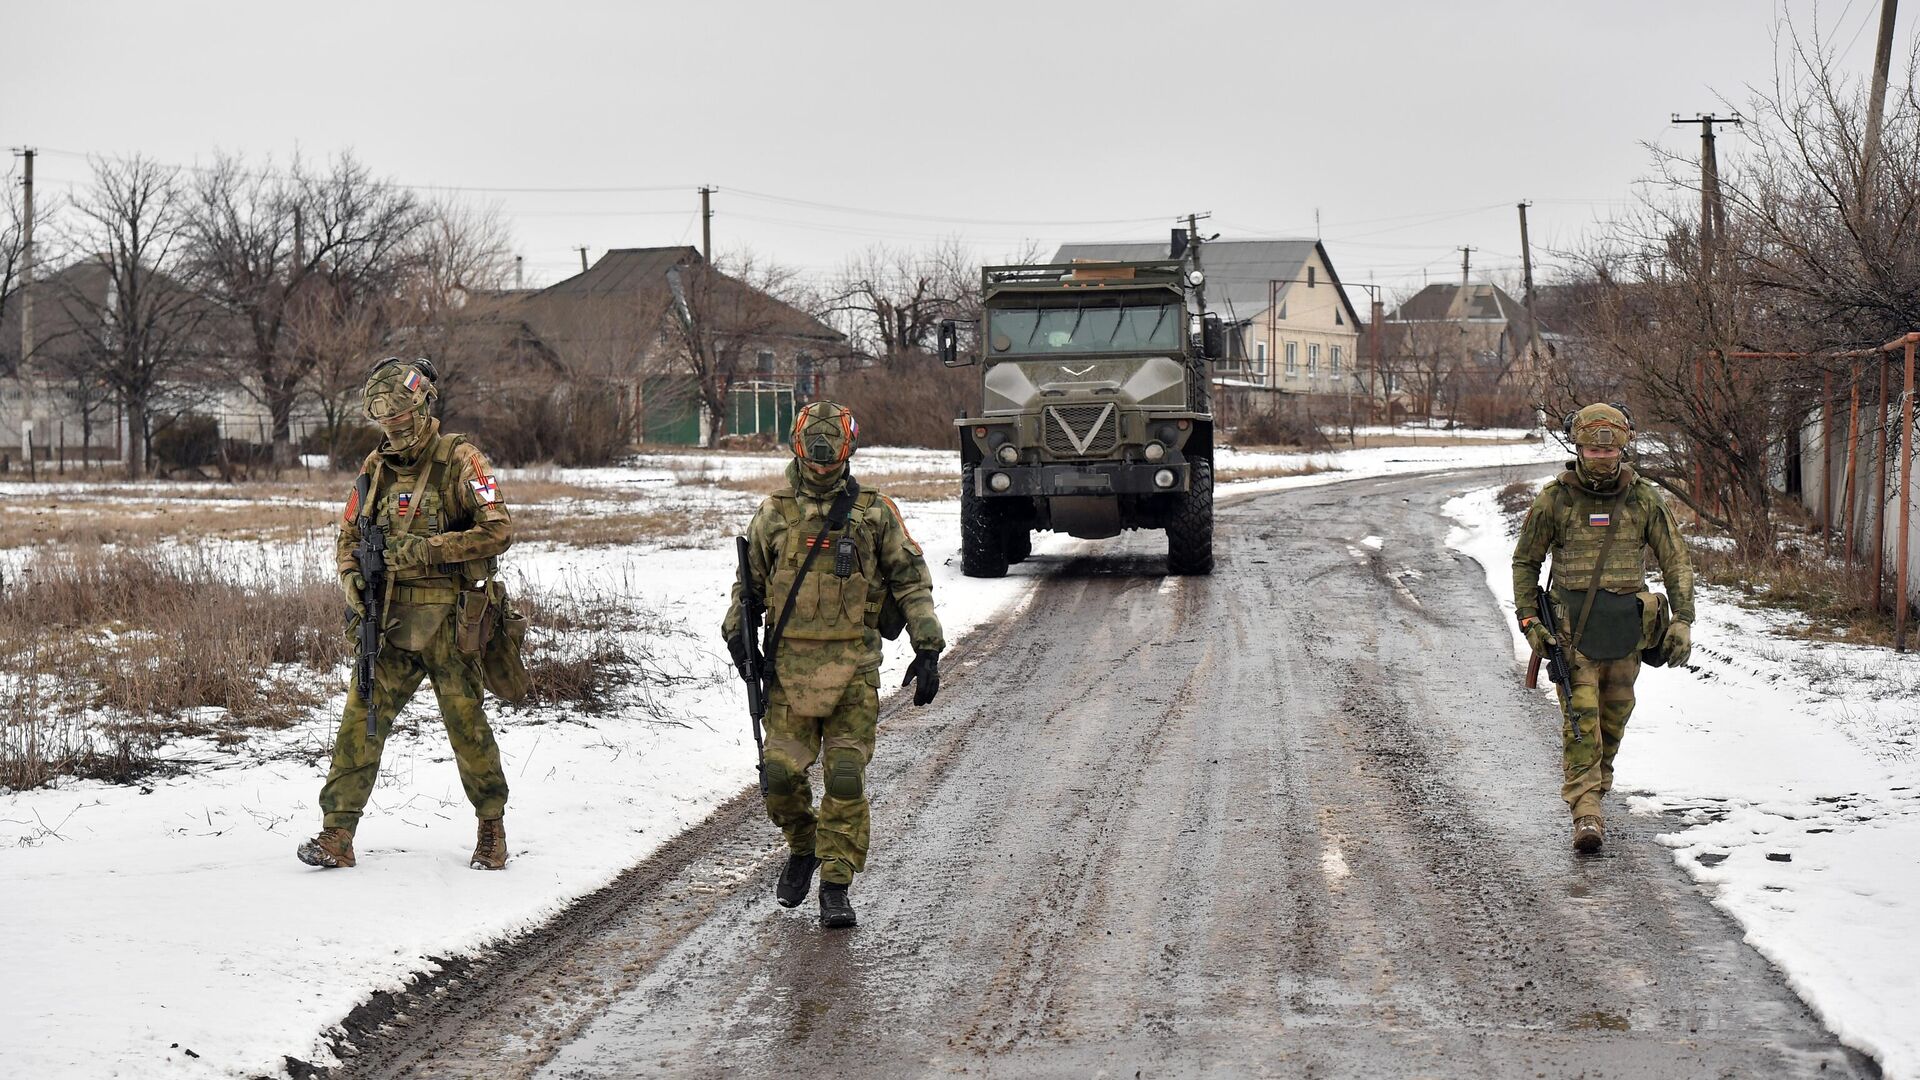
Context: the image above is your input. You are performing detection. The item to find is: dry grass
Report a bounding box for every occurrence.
[712,469,961,502]
[1216,461,1337,483]
[1692,543,1898,647]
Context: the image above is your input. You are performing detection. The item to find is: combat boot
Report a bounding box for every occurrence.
[776,851,820,908]
[819,882,857,929]
[470,817,508,870]
[1573,815,1605,854]
[297,827,356,869]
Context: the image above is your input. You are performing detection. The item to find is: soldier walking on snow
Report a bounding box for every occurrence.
[723,402,945,928]
[299,357,515,872]
[1511,403,1696,853]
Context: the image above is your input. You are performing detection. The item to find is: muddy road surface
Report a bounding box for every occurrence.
[337,465,1875,1079]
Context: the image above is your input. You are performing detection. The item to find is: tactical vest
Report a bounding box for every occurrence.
[366,433,488,599]
[1546,472,1650,595]
[766,489,886,643]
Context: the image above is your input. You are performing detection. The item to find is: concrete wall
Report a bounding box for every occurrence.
[1796,403,1920,614]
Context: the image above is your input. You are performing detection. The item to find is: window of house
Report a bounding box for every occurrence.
[1335,305,1344,326]
[1284,341,1298,378]
[1331,345,1342,378]
[795,354,815,398]
[757,349,774,376]
[1308,266,1317,287]
[1308,343,1320,377]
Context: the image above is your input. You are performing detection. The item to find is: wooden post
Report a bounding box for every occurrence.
[1900,338,1915,651]
[1822,369,1834,554]
[1845,369,1861,571]
[1876,358,1891,611]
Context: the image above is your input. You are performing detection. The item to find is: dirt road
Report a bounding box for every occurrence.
[334,465,1875,1079]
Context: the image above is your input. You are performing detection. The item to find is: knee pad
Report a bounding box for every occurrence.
[824,749,864,801]
[763,756,800,796]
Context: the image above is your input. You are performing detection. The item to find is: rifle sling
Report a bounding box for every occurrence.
[763,478,860,677]
[1569,485,1628,656]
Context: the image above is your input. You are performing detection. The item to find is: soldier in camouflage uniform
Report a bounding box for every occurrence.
[1512,403,1695,854]
[298,357,514,872]
[723,401,945,928]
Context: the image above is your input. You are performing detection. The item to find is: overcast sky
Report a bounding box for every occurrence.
[5,0,1913,301]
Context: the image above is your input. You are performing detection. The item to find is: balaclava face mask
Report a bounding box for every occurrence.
[1569,402,1632,490]
[789,400,858,498]
[363,359,437,457]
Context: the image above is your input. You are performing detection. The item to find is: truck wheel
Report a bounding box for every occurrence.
[1004,525,1032,564]
[961,466,1009,578]
[1166,458,1214,575]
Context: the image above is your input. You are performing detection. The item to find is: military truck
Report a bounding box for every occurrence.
[937,257,1225,577]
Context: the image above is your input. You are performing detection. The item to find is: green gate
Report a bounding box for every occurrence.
[641,375,701,446]
[728,381,796,440]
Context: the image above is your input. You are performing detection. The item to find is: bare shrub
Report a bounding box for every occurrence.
[1233,401,1331,449]
[829,357,978,448]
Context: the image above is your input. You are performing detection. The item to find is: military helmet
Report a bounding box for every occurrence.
[363,357,439,424]
[1566,402,1633,449]
[791,400,859,470]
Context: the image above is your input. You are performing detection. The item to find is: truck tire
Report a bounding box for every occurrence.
[961,466,1009,578]
[1166,457,1214,576]
[1004,524,1032,564]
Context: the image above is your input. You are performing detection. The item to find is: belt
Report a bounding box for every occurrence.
[392,583,461,605]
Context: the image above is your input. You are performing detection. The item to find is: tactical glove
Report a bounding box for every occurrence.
[902,649,940,706]
[1522,618,1554,656]
[1660,620,1693,668]
[385,532,432,573]
[341,571,367,617]
[726,630,750,672]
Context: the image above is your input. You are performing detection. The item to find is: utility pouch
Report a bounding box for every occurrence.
[1640,591,1673,667]
[455,584,494,655]
[481,581,530,704]
[1562,589,1643,661]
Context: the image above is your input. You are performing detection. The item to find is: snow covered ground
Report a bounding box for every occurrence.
[2,433,1573,1079]
[1446,479,1920,1080]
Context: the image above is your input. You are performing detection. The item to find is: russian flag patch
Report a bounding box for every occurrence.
[403,368,423,392]
[396,493,412,516]
[1588,512,1611,526]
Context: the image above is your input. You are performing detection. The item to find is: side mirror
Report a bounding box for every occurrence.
[938,320,972,367]
[1201,313,1228,361]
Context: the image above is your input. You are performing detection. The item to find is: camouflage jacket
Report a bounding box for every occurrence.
[336,420,512,588]
[1510,463,1695,625]
[723,464,945,672]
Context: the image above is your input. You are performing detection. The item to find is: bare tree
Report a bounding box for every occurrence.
[48,156,211,477]
[186,151,426,466]
[664,252,828,441]
[820,240,979,369]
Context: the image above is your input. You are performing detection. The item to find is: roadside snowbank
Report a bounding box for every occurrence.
[1445,480,1920,1080]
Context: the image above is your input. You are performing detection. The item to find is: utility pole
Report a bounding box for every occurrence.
[575,246,590,273]
[1458,246,1474,289]
[1861,0,1901,213]
[699,186,715,262]
[1185,211,1213,314]
[514,255,523,290]
[1517,201,1544,381]
[14,147,33,373]
[1672,114,1741,279]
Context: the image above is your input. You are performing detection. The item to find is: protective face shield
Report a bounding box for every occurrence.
[363,357,439,454]
[790,401,859,476]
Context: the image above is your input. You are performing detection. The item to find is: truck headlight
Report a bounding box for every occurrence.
[996,443,1019,465]
[989,472,1012,492]
[1154,469,1177,489]
[1143,441,1167,462]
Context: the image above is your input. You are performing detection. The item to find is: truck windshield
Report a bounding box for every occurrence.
[987,303,1181,355]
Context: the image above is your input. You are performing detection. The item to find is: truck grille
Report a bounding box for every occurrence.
[1043,403,1119,457]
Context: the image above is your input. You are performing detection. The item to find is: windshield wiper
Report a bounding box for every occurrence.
[1064,305,1086,349]
[1144,304,1170,346]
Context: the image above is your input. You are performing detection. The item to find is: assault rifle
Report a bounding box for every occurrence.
[351,473,387,737]
[1523,584,1579,743]
[734,536,769,793]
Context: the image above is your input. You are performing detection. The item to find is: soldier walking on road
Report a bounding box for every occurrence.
[723,401,945,928]
[1511,403,1695,854]
[299,357,515,872]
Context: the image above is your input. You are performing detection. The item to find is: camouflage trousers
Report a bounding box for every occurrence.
[763,678,880,886]
[1561,650,1640,819]
[320,606,509,832]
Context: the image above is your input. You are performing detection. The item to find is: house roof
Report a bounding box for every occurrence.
[1389,282,1530,324]
[537,246,704,298]
[1050,239,1361,328]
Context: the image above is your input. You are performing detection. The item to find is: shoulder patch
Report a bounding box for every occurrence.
[878,494,923,555]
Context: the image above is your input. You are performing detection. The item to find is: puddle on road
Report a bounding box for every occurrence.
[1569,1009,1632,1031]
